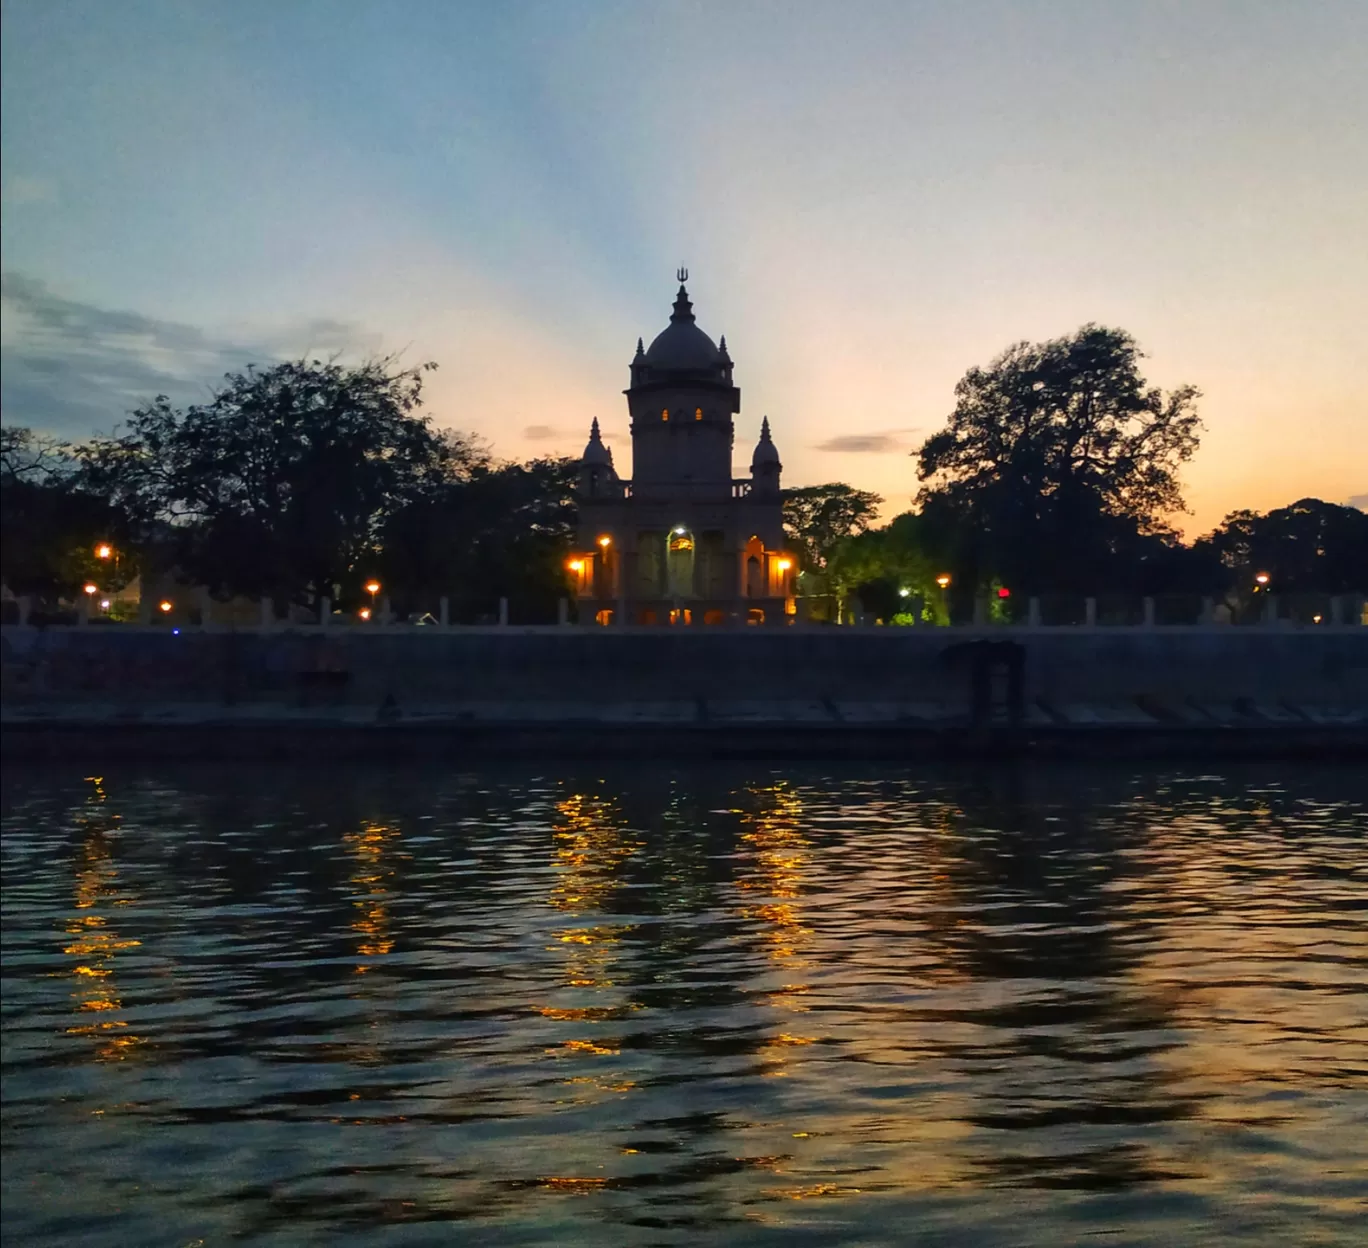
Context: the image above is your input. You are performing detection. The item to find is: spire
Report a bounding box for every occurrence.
[635,336,644,357]
[670,269,695,324]
[718,334,730,361]
[582,416,613,466]
[751,415,781,473]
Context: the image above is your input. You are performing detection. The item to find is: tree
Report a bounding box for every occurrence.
[1196,498,1368,594]
[827,511,944,623]
[782,483,883,574]
[75,357,455,605]
[915,325,1202,592]
[378,456,578,620]
[1,426,128,601]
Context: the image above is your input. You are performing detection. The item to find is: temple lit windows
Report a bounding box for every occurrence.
[661,408,669,421]
[695,407,703,421]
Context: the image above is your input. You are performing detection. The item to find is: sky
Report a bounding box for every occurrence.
[2,0,1365,534]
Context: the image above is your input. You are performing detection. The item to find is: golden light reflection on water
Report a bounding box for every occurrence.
[343,821,400,974]
[736,783,818,1076]
[62,777,144,1061]
[542,793,640,1087]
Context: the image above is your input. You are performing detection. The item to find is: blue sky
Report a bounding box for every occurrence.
[3,0,1366,531]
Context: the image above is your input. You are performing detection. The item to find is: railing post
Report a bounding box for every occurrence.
[1028,596,1041,627]
[380,595,392,626]
[557,597,569,626]
[18,595,32,626]
[1084,597,1097,627]
[439,596,450,628]
[498,597,509,626]
[1200,596,1214,626]
[260,598,273,631]
[1330,596,1344,626]
[320,596,331,628]
[1143,596,1156,628]
[972,597,986,626]
[77,596,90,626]
[1264,594,1277,626]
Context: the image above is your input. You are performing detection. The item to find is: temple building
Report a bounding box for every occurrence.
[570,273,794,626]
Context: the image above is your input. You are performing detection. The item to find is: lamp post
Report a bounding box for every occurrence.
[936,573,951,625]
[365,580,381,621]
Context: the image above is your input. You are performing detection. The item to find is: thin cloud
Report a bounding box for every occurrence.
[814,431,917,453]
[1347,493,1368,511]
[0,272,380,439]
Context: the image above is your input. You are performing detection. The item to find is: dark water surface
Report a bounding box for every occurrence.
[2,762,1365,1246]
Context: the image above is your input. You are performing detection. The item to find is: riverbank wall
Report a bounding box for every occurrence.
[3,625,1365,759]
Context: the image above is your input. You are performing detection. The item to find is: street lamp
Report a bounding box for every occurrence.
[1254,571,1270,590]
[95,543,113,561]
[159,600,173,613]
[568,559,584,574]
[597,535,612,548]
[936,574,951,589]
[83,582,98,596]
[365,580,381,613]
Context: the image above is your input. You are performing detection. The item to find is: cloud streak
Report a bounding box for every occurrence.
[0,273,381,438]
[812,430,919,454]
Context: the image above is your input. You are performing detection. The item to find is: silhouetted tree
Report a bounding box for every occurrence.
[782,483,883,573]
[1195,498,1368,594]
[1,426,129,600]
[915,325,1202,592]
[378,456,578,619]
[74,357,456,605]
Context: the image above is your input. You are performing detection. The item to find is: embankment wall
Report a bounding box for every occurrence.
[4,626,1366,710]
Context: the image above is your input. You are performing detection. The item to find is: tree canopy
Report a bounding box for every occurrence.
[915,324,1202,592]
[781,483,883,573]
[1195,498,1368,594]
[74,357,459,604]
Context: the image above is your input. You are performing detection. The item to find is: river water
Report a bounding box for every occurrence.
[1,762,1364,1246]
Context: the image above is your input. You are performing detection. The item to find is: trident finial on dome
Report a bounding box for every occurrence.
[676,266,689,284]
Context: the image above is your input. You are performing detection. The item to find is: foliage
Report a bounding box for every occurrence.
[782,483,883,575]
[826,511,945,623]
[74,357,456,604]
[378,456,579,618]
[1,426,133,599]
[915,324,1202,592]
[1194,498,1368,594]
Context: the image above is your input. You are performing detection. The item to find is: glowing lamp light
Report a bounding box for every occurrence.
[1313,614,1323,624]
[936,574,952,589]
[365,580,381,595]
[568,559,584,573]
[898,588,910,598]
[777,559,792,572]
[673,526,686,535]
[998,587,1012,599]
[1254,572,1270,586]
[99,599,111,611]
[95,543,113,560]
[158,600,173,613]
[83,582,98,595]
[597,535,612,548]
[358,607,372,620]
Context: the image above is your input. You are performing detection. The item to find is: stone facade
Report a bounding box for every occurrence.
[573,277,793,626]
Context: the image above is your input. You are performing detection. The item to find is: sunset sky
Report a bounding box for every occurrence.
[3,0,1365,535]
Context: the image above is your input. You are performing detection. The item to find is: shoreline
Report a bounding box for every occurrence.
[5,709,1365,761]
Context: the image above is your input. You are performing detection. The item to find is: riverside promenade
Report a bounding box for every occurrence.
[3,621,1366,759]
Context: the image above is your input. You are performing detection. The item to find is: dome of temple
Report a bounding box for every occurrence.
[643,284,723,371]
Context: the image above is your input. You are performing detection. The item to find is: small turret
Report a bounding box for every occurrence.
[750,416,782,499]
[578,417,619,498]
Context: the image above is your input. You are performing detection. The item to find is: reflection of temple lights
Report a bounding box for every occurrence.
[737,783,816,1076]
[343,821,399,972]
[64,776,144,1061]
[542,792,641,1079]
